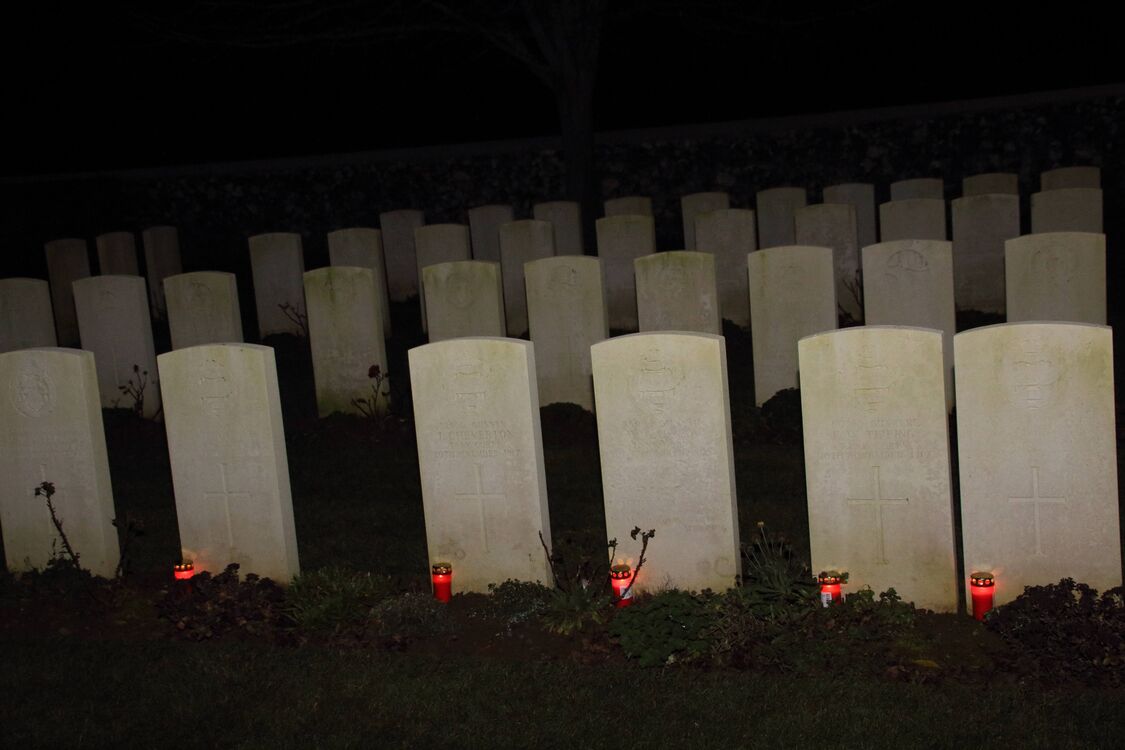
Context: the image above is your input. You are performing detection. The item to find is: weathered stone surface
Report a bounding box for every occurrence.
[525,256,607,411]
[0,348,118,577]
[962,172,1018,196]
[748,246,836,405]
[635,251,721,334]
[861,241,956,410]
[795,203,861,322]
[44,238,90,347]
[72,275,161,418]
[755,187,806,249]
[532,200,584,255]
[1031,188,1103,234]
[158,344,300,582]
[694,208,755,328]
[595,215,655,331]
[328,227,392,337]
[890,177,943,201]
[248,232,306,338]
[604,195,653,217]
[468,204,514,263]
[415,223,472,333]
[823,182,877,250]
[951,194,1019,314]
[409,337,553,592]
[1040,166,1100,190]
[379,208,425,302]
[0,278,56,353]
[955,323,1121,606]
[499,219,555,336]
[799,327,957,612]
[422,261,506,342]
[680,191,730,250]
[96,231,139,276]
[141,226,182,319]
[591,332,740,593]
[1005,232,1106,324]
[165,272,244,350]
[304,267,389,417]
[878,199,947,242]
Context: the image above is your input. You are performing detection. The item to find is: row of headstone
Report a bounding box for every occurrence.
[2,321,1117,609]
[0,343,300,583]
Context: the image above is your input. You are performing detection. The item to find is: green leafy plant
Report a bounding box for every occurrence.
[351,364,392,422]
[116,364,152,418]
[986,578,1125,685]
[156,563,290,641]
[741,521,816,611]
[286,566,395,634]
[471,579,554,634]
[372,592,451,641]
[609,590,714,667]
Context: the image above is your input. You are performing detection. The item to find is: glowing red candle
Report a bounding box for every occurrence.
[431,562,452,603]
[817,570,846,607]
[610,564,634,607]
[173,561,195,581]
[970,572,995,621]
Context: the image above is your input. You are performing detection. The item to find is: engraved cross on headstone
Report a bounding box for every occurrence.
[846,465,909,565]
[1009,466,1066,556]
[454,463,506,552]
[202,463,250,550]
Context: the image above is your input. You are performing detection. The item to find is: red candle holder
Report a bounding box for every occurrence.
[173,561,195,581]
[610,564,634,607]
[817,570,847,607]
[970,572,995,621]
[432,562,453,603]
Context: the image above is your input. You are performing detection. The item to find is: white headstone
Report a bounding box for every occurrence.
[634,251,721,334]
[890,177,943,201]
[468,204,515,263]
[44,238,90,347]
[795,203,862,322]
[415,224,472,333]
[304,267,389,417]
[525,256,607,411]
[1040,166,1100,190]
[532,200,584,255]
[592,332,740,592]
[951,194,1019,314]
[756,187,807,249]
[823,183,877,250]
[141,226,183,320]
[499,219,555,336]
[962,173,1018,196]
[955,323,1121,606]
[799,327,957,611]
[595,215,655,331]
[694,208,756,328]
[327,227,392,337]
[0,348,119,577]
[879,199,947,242]
[409,337,553,592]
[73,275,161,418]
[248,232,306,338]
[96,231,139,276]
[605,196,653,217]
[379,208,425,302]
[681,191,730,250]
[423,260,506,342]
[1031,188,1103,234]
[862,240,956,409]
[158,343,300,582]
[748,246,837,405]
[0,278,57,354]
[1005,232,1106,324]
[164,272,244,350]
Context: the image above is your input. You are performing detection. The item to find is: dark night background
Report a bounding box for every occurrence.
[4,1,1121,176]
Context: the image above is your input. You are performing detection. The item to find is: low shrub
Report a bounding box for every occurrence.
[609,590,713,667]
[372,592,451,640]
[156,564,290,641]
[986,578,1125,685]
[470,579,554,634]
[286,566,395,634]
